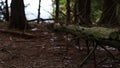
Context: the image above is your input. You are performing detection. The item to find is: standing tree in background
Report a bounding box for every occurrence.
[52,0,73,23]
[74,0,79,24]
[78,0,92,26]
[4,0,9,21]
[37,0,41,24]
[98,0,119,27]
[9,0,31,30]
[55,0,59,23]
[66,0,70,25]
[73,0,92,26]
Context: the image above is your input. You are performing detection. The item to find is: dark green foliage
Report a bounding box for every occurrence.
[52,0,74,20]
[91,0,103,23]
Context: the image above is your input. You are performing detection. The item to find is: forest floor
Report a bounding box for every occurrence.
[0,22,119,68]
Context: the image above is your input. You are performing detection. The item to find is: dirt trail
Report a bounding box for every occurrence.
[0,23,119,68]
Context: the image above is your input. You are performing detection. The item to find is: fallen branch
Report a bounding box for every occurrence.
[0,29,35,39]
[78,43,97,67]
[27,18,55,22]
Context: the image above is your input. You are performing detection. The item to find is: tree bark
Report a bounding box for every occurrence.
[5,0,9,21]
[9,0,31,30]
[37,0,41,24]
[55,0,59,23]
[66,0,70,25]
[73,0,77,24]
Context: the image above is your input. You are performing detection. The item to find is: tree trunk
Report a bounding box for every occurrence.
[78,0,92,26]
[98,0,119,27]
[73,0,81,24]
[37,0,41,24]
[73,0,77,24]
[55,0,59,23]
[66,0,70,25]
[5,0,9,21]
[9,0,31,30]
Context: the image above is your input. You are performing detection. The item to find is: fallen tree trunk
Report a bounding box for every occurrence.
[52,24,120,49]
[0,29,35,39]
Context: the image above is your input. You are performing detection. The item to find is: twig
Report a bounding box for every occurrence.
[99,45,115,59]
[78,41,97,68]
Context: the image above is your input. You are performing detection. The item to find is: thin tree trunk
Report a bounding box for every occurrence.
[37,0,41,24]
[66,0,70,25]
[76,0,92,26]
[74,0,77,24]
[55,0,59,23]
[74,0,80,24]
[5,0,9,21]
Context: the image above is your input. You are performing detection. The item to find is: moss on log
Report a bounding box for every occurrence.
[53,24,120,49]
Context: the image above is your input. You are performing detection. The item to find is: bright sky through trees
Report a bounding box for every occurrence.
[3,0,53,20]
[24,0,53,20]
